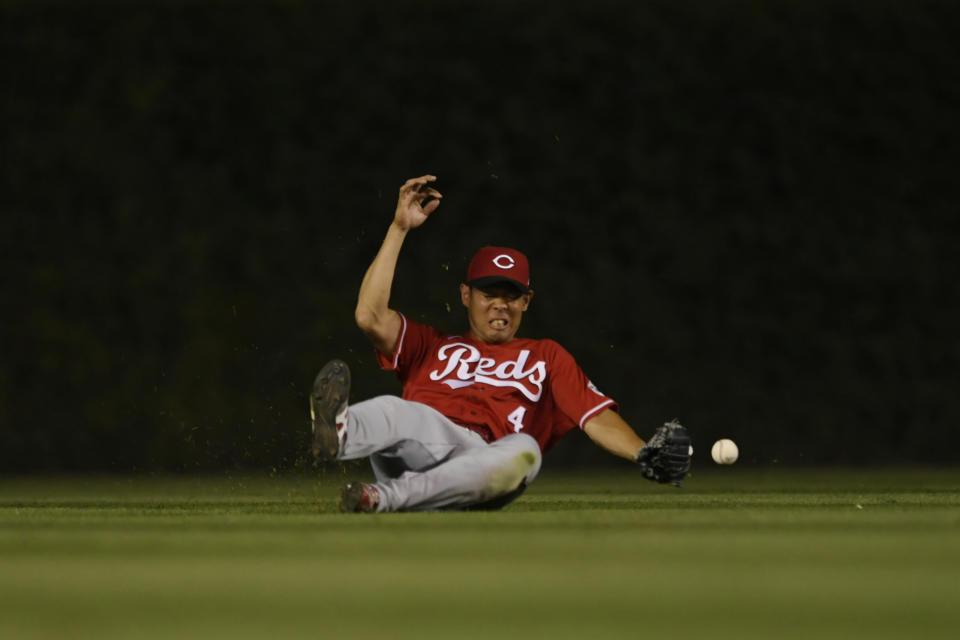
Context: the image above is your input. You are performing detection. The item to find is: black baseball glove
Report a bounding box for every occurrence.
[635,420,692,487]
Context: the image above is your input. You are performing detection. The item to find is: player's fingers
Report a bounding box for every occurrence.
[421,198,441,216]
[399,174,437,191]
[421,187,442,199]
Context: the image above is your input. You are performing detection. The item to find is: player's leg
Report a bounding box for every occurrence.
[310,360,478,466]
[367,439,454,481]
[340,395,484,467]
[311,360,542,512]
[363,433,543,512]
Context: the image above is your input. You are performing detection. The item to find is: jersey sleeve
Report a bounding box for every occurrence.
[546,341,618,429]
[375,313,443,380]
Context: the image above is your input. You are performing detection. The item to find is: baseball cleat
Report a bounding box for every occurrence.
[309,359,350,461]
[340,482,380,513]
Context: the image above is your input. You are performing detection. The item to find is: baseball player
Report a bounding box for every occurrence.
[310,175,691,512]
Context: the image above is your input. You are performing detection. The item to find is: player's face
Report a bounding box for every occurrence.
[460,283,532,344]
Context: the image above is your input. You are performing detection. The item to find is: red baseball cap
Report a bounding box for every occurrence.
[466,246,531,293]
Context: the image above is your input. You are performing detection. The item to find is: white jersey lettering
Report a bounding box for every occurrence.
[429,342,547,402]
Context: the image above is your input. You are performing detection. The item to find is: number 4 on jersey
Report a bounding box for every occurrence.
[507,406,527,433]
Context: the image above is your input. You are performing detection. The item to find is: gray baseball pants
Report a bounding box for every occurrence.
[337,396,542,512]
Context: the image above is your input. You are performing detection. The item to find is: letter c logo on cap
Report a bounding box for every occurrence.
[493,254,515,269]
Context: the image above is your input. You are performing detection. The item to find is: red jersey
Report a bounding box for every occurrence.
[377,314,618,452]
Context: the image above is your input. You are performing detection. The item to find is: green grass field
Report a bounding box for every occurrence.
[2,468,959,639]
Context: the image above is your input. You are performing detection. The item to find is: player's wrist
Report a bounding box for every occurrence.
[388,220,411,235]
[634,444,648,463]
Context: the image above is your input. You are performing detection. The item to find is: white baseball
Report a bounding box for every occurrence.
[711,439,739,464]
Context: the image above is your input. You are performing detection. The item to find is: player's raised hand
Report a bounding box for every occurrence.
[394,175,442,231]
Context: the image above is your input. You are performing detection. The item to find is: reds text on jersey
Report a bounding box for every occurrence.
[377,314,618,452]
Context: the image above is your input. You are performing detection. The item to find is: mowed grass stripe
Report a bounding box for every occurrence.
[1,469,958,639]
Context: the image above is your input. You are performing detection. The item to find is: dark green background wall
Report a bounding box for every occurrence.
[2,0,958,471]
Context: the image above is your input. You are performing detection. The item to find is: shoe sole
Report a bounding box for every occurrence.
[310,359,350,461]
[340,482,368,513]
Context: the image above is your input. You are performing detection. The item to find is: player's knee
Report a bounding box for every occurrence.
[506,433,540,465]
[488,433,541,492]
[516,434,542,480]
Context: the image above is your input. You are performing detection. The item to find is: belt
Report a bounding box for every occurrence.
[451,420,495,444]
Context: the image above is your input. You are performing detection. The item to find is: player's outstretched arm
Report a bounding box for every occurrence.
[355,175,442,355]
[583,409,645,460]
[587,410,692,486]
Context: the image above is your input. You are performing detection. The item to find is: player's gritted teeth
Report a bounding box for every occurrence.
[490,318,509,330]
